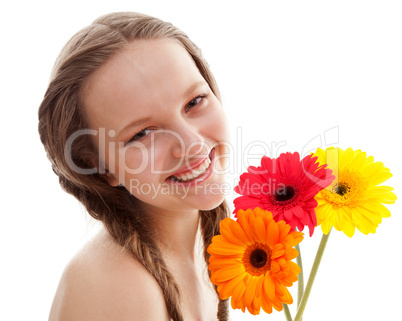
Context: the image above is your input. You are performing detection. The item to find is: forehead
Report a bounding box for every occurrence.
[82,39,205,130]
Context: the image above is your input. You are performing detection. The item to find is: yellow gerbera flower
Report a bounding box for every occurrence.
[313,147,396,237]
[207,208,303,315]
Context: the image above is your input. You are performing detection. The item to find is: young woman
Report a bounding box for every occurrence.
[38,12,231,321]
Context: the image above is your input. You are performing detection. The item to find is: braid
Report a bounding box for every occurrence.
[103,192,184,321]
[200,201,230,321]
[126,228,184,321]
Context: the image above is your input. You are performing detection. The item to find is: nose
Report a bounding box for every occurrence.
[171,123,206,159]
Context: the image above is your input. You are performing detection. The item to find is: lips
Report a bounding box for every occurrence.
[167,148,215,183]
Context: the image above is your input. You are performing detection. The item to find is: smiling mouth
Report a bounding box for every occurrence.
[167,149,214,183]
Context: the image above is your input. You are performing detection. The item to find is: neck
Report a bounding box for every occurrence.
[145,206,201,263]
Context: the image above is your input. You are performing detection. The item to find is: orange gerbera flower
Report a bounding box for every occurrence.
[207,208,303,315]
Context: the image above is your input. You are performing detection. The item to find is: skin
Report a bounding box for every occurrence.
[49,39,230,320]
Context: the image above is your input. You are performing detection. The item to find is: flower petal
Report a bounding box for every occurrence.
[212,264,245,283]
[263,273,276,302]
[266,220,279,247]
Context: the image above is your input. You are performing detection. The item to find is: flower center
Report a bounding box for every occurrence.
[334,183,349,196]
[250,249,268,268]
[243,243,272,276]
[273,185,297,203]
[320,169,368,208]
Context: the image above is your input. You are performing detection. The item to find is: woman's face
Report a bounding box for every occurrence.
[83,39,230,212]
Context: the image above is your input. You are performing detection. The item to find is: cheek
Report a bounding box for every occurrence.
[204,105,231,171]
[105,144,152,184]
[113,139,172,184]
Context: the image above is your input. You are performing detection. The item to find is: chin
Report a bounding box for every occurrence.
[194,193,226,212]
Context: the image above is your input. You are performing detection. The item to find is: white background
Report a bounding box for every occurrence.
[1,1,401,320]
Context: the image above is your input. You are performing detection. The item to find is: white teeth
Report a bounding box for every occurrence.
[171,156,212,182]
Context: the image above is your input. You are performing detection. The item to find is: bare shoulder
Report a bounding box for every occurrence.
[49,229,170,321]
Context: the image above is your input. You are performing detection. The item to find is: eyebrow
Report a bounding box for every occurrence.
[183,80,208,98]
[116,116,152,140]
[116,81,208,140]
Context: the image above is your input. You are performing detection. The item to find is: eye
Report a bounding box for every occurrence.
[185,94,206,112]
[127,128,153,144]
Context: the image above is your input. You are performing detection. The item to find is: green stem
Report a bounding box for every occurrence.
[295,243,304,308]
[295,243,304,321]
[294,229,332,321]
[283,304,293,321]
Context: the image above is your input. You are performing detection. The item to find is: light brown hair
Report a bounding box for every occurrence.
[38,12,229,321]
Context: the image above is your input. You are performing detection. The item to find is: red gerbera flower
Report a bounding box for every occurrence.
[234,152,335,236]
